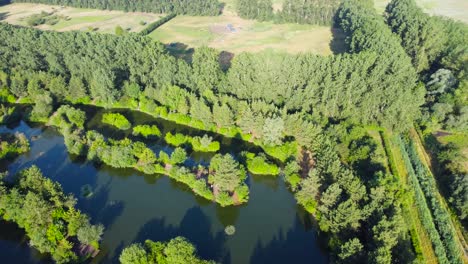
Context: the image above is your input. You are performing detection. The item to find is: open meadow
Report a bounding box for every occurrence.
[374,0,468,23]
[0,3,163,33]
[0,2,343,55]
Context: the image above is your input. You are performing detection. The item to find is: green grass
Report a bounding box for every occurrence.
[51,15,115,30]
[437,133,468,148]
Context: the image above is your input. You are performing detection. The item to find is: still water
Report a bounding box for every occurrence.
[0,107,328,264]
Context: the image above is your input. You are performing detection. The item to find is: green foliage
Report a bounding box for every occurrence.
[399,137,462,264]
[139,13,176,35]
[0,166,102,263]
[30,91,53,121]
[14,0,222,16]
[0,133,30,160]
[120,237,215,264]
[0,104,18,125]
[170,147,187,165]
[262,116,284,146]
[0,88,16,103]
[77,224,104,246]
[26,11,62,26]
[432,138,468,224]
[209,154,246,193]
[263,141,297,162]
[190,134,220,152]
[386,0,468,133]
[165,132,189,147]
[49,105,86,130]
[132,125,161,138]
[244,153,279,175]
[102,113,131,130]
[115,25,125,36]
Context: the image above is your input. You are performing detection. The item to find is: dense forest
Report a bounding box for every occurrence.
[5,0,222,16]
[237,0,342,25]
[0,0,466,263]
[386,0,468,228]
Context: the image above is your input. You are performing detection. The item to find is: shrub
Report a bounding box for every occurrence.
[245,153,280,175]
[102,113,131,130]
[263,141,298,162]
[50,105,86,130]
[0,88,16,103]
[190,134,220,152]
[0,104,17,125]
[132,125,161,138]
[164,132,189,147]
[170,147,187,165]
[234,184,249,203]
[216,191,234,207]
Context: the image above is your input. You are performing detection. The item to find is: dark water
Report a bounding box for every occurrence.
[0,107,328,264]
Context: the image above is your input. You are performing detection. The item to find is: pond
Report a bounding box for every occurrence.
[0,106,328,264]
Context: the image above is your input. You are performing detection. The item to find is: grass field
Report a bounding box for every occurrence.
[0,3,163,33]
[374,0,468,23]
[150,15,343,55]
[150,0,344,55]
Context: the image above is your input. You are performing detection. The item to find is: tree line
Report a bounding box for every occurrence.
[386,0,467,228]
[236,0,341,26]
[386,0,467,134]
[8,0,222,16]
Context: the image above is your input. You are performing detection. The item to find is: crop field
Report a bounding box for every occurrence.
[0,3,163,33]
[374,0,468,23]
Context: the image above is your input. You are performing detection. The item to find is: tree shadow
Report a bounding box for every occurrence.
[79,181,124,228]
[0,12,8,21]
[329,27,347,54]
[166,42,194,63]
[133,206,229,262]
[219,50,234,71]
[0,221,48,264]
[249,216,328,264]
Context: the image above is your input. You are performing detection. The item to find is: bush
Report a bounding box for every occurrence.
[263,141,298,162]
[132,125,161,138]
[0,88,16,103]
[0,133,30,160]
[190,134,220,152]
[245,153,280,175]
[0,104,18,125]
[216,191,234,207]
[102,113,131,130]
[50,105,86,130]
[164,132,189,147]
